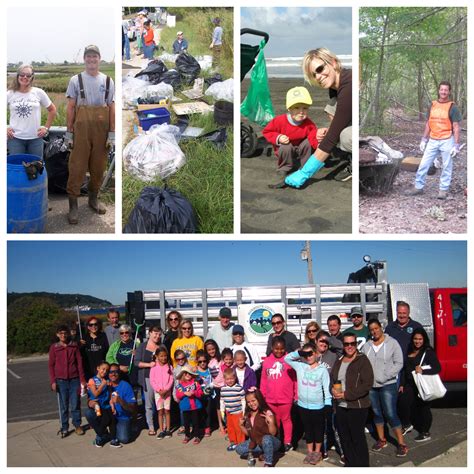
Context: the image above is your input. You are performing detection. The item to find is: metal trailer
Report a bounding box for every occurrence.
[127,258,435,356]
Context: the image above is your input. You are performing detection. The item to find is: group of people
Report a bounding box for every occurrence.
[48,302,441,467]
[263,48,352,189]
[7,45,115,224]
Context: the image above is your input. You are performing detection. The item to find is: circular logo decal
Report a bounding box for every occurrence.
[248,305,275,336]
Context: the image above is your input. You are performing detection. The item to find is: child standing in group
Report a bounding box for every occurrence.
[196,350,214,437]
[220,367,246,451]
[172,350,188,435]
[149,347,174,440]
[204,340,226,435]
[285,342,332,465]
[263,86,319,188]
[175,365,204,444]
[261,336,297,452]
[233,350,257,392]
[86,361,121,448]
[236,389,281,467]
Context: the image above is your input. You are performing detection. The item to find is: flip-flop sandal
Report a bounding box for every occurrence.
[148,430,157,436]
[192,437,201,445]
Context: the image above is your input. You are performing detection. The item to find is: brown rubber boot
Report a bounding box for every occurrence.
[88,193,106,214]
[68,197,79,224]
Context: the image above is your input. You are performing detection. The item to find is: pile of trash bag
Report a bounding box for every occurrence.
[135,59,168,83]
[123,186,198,233]
[123,123,186,181]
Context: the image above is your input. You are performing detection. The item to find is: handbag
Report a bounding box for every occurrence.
[411,352,447,402]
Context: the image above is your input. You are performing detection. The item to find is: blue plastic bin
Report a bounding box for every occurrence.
[136,107,171,131]
[7,154,48,233]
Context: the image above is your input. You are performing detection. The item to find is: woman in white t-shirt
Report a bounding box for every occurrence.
[7,64,57,159]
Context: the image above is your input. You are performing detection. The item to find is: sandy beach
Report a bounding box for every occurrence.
[241,77,352,234]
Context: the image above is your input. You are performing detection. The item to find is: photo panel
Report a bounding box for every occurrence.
[240,7,353,234]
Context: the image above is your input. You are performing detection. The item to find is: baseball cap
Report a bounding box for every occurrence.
[232,325,245,335]
[219,307,232,318]
[286,86,312,109]
[84,45,101,57]
[350,306,364,317]
[177,31,183,36]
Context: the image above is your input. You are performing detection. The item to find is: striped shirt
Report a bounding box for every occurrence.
[220,383,245,414]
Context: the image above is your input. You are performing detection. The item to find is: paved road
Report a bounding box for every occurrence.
[7,358,467,467]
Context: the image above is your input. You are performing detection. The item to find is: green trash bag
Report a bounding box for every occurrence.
[240,40,275,127]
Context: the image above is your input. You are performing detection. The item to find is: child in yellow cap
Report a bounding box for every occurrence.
[263,86,319,188]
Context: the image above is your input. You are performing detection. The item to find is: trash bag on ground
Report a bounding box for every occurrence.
[122,75,150,106]
[240,40,275,127]
[123,123,186,181]
[136,83,174,104]
[196,55,213,71]
[204,73,223,87]
[123,186,198,233]
[202,128,228,149]
[159,52,178,63]
[205,78,234,102]
[175,53,201,85]
[135,59,168,79]
[159,70,182,88]
[44,136,88,194]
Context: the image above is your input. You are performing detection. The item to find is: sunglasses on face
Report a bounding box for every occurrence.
[182,327,192,330]
[318,339,329,345]
[343,342,357,347]
[198,359,207,363]
[19,73,33,78]
[175,357,185,362]
[120,332,129,335]
[109,370,120,374]
[307,329,318,334]
[272,321,283,326]
[169,318,179,322]
[88,323,98,327]
[302,352,314,358]
[313,61,328,76]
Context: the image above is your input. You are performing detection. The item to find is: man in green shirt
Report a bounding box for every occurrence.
[342,306,370,350]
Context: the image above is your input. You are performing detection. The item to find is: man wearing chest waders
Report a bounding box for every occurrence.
[64,45,115,224]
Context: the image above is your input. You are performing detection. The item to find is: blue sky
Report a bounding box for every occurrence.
[241,7,352,57]
[7,241,467,304]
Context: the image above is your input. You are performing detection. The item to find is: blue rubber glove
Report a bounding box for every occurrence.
[285,155,325,188]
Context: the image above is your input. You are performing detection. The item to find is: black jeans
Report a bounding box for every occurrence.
[398,384,433,433]
[86,407,117,441]
[183,409,201,439]
[336,406,369,467]
[298,406,325,445]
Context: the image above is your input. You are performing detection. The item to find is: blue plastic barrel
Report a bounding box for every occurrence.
[7,154,48,233]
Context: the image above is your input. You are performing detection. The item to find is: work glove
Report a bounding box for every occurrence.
[419,138,428,153]
[449,143,461,158]
[285,155,325,189]
[64,131,74,150]
[106,131,115,151]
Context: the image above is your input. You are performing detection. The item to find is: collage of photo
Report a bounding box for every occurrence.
[4,2,469,471]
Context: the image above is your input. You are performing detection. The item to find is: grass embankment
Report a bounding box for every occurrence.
[122,8,234,233]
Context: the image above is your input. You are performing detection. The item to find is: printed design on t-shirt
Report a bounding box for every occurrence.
[356,336,367,351]
[14,99,33,118]
[301,370,321,388]
[118,347,133,357]
[266,361,284,379]
[89,342,104,352]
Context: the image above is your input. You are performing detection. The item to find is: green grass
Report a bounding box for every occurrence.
[122,7,234,233]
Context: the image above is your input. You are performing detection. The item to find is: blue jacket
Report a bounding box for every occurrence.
[172,38,189,54]
[284,351,331,409]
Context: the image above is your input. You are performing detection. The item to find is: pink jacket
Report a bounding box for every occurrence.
[213,361,233,388]
[149,362,174,393]
[260,353,297,404]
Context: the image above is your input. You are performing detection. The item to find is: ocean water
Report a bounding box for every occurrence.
[257,54,352,78]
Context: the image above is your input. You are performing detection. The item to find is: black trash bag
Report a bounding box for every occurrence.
[124,186,198,233]
[159,70,182,88]
[44,136,89,195]
[175,53,201,85]
[135,59,168,79]
[201,128,227,149]
[204,73,223,87]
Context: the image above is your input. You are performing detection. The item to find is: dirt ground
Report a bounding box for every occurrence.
[241,78,352,234]
[359,117,467,234]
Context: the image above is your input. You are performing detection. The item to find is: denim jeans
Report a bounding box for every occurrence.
[369,383,401,429]
[235,435,281,465]
[116,418,132,443]
[8,137,44,159]
[56,378,81,432]
[143,43,155,59]
[123,35,131,60]
[415,135,454,191]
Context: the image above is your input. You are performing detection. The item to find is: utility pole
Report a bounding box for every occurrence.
[300,241,314,285]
